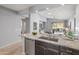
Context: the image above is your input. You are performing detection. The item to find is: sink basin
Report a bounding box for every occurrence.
[39,36,58,42]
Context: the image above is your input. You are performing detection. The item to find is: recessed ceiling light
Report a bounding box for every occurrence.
[46,8,49,10]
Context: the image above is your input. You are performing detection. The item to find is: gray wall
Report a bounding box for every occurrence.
[0,6,21,47]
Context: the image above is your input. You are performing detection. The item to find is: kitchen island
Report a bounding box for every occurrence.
[21,33,79,55]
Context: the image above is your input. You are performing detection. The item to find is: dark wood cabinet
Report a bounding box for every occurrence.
[60,46,73,55]
[35,40,59,55]
[60,46,79,55]
[35,40,79,55]
[35,45,44,55]
[44,48,59,55]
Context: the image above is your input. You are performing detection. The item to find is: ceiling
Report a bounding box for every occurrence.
[0,4,77,20]
[30,4,61,12]
[0,4,35,11]
[38,4,76,19]
[0,4,62,12]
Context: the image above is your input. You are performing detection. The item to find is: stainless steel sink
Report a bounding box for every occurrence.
[39,36,58,42]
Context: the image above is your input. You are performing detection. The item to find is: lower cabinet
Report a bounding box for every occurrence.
[44,48,58,55]
[35,41,59,55]
[60,46,73,55]
[35,40,79,55]
[35,45,58,55]
[60,46,79,55]
[35,45,44,55]
[24,38,79,55]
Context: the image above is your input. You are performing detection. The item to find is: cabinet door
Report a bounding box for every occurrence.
[45,48,59,55]
[35,45,44,55]
[35,40,59,55]
[60,46,73,55]
[66,48,79,55]
[25,38,35,55]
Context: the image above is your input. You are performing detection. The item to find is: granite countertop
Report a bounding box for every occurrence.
[21,33,79,50]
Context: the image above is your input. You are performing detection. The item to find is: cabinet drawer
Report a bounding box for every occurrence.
[35,40,46,46]
[65,48,79,55]
[60,46,79,55]
[72,49,79,55]
[60,46,73,54]
[35,45,44,55]
[45,48,59,55]
[35,50,44,55]
[35,40,59,50]
[60,52,72,55]
[45,43,59,50]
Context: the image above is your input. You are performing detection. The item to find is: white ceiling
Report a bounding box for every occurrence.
[31,4,61,12]
[0,4,34,11]
[0,4,76,20]
[0,4,61,12]
[38,5,76,19]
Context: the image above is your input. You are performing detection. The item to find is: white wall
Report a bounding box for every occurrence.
[30,13,46,34]
[0,7,21,47]
[30,13,40,34]
[68,17,75,31]
[75,5,79,32]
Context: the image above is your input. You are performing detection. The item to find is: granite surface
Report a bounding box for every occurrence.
[21,33,79,50]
